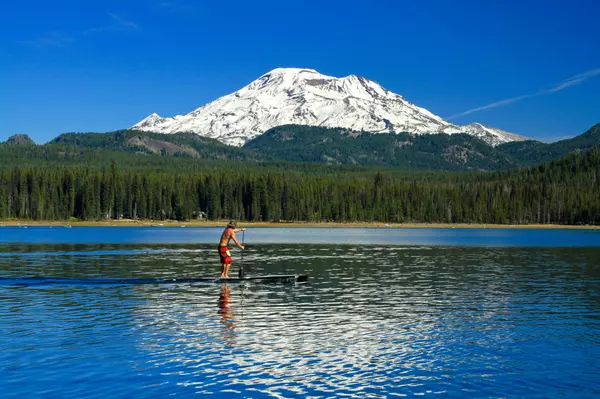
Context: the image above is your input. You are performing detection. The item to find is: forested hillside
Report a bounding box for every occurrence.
[4,123,598,172]
[497,123,600,166]
[1,147,598,225]
[0,130,262,171]
[245,125,519,170]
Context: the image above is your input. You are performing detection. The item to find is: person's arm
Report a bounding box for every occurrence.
[231,231,244,249]
[235,228,246,233]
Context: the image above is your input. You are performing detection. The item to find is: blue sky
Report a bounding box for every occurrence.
[1,0,598,143]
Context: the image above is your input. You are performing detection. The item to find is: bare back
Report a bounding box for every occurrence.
[219,227,237,247]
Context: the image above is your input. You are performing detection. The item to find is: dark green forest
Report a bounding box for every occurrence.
[1,123,599,225]
[1,147,598,225]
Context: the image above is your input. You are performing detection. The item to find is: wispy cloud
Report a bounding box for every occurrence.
[108,12,139,29]
[448,68,600,120]
[17,31,75,48]
[84,13,140,34]
[544,69,600,92]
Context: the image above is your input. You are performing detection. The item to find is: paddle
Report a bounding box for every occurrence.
[238,230,245,278]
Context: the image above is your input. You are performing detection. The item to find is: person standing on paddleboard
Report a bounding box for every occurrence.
[218,221,245,278]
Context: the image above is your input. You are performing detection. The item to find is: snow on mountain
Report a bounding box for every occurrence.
[132,68,527,147]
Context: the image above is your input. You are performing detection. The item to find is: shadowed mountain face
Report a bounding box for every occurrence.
[131,68,527,147]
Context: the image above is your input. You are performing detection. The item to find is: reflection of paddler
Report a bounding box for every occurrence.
[218,284,236,345]
[218,284,232,312]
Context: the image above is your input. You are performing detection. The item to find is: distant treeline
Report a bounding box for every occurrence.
[0,148,599,225]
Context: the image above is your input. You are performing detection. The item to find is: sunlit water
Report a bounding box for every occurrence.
[1,227,599,398]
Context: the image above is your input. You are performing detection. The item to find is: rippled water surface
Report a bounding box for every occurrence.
[1,227,599,398]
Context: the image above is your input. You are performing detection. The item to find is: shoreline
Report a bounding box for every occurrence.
[1,219,598,230]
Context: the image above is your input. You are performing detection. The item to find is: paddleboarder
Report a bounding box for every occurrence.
[218,221,245,278]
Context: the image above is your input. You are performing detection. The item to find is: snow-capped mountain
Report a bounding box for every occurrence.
[132,68,527,147]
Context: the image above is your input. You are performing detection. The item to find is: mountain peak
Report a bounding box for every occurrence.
[131,68,528,147]
[5,134,35,146]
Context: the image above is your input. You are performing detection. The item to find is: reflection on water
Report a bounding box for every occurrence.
[218,284,237,347]
[0,239,599,398]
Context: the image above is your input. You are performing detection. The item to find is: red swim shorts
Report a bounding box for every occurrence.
[218,246,232,264]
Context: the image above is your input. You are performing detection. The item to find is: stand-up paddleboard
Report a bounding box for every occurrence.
[1,231,309,287]
[0,275,308,287]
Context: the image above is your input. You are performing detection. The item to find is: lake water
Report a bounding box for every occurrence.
[1,227,599,398]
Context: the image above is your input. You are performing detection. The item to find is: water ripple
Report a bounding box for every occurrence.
[1,243,599,398]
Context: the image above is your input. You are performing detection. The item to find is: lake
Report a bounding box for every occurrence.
[1,227,599,398]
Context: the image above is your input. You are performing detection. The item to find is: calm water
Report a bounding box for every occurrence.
[1,227,599,398]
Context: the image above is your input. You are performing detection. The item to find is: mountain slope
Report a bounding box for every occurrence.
[132,68,527,146]
[497,123,600,166]
[50,130,258,161]
[244,123,599,170]
[0,130,267,171]
[244,125,519,171]
[5,123,596,172]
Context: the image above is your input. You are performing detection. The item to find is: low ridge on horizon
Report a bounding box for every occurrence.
[132,68,529,147]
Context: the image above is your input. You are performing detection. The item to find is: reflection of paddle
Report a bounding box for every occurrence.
[239,230,245,279]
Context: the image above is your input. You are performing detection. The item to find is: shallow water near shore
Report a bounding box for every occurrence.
[1,228,599,398]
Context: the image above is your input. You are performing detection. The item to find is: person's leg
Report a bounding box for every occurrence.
[221,263,226,278]
[224,262,231,278]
